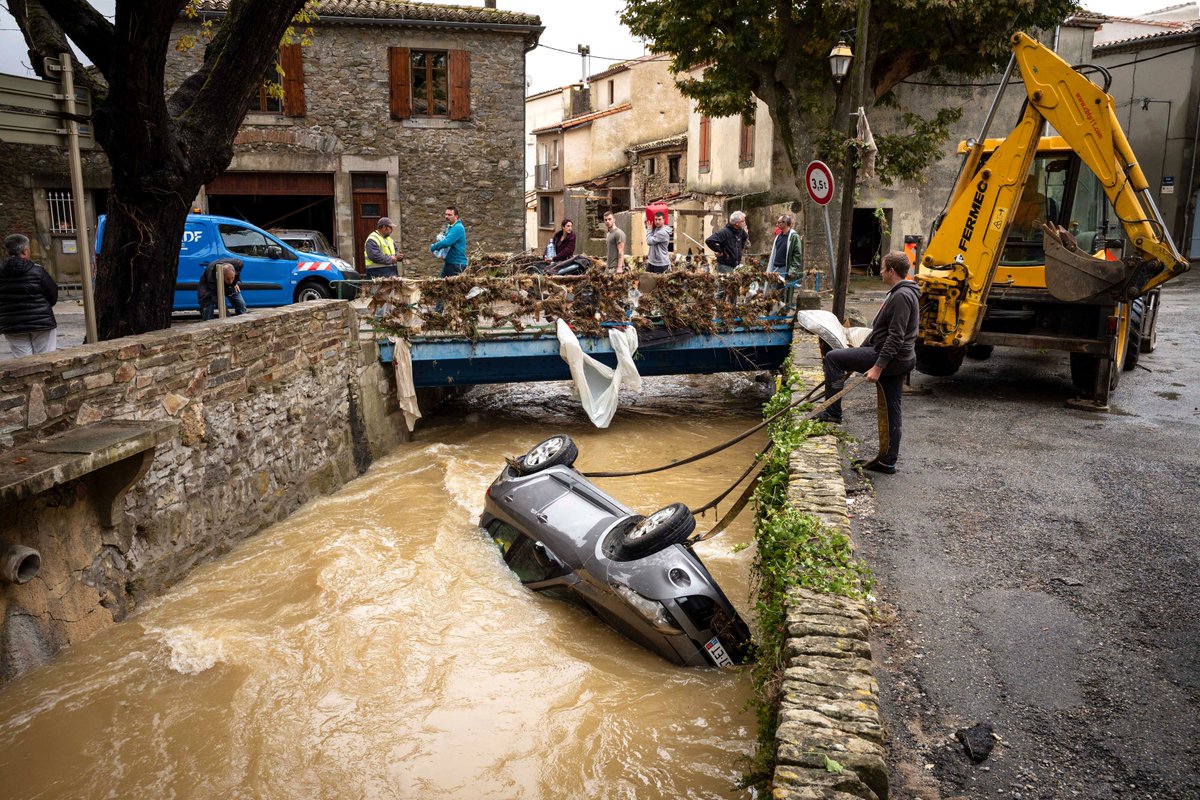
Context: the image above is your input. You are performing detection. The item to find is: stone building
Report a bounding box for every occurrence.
[173,0,542,274]
[529,54,690,259]
[0,1,542,280]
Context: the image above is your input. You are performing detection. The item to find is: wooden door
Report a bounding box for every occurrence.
[352,174,389,273]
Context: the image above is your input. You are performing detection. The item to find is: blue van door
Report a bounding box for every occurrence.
[213,221,299,307]
[175,219,218,311]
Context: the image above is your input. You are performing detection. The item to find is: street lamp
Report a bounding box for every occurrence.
[828,38,853,85]
[829,9,870,322]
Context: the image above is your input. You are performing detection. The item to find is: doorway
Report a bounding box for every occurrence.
[352,173,389,273]
[850,208,889,275]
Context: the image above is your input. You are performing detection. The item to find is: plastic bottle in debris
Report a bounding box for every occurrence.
[545,238,557,261]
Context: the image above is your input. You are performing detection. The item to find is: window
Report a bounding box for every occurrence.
[352,173,387,191]
[47,189,75,233]
[487,521,570,585]
[250,58,284,114]
[539,196,556,228]
[668,155,681,184]
[739,114,755,168]
[249,45,305,116]
[646,157,656,176]
[411,50,449,116]
[698,116,711,173]
[218,224,295,260]
[390,47,471,120]
[551,139,559,168]
[607,79,614,106]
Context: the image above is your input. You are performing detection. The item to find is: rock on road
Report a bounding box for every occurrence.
[840,271,1199,799]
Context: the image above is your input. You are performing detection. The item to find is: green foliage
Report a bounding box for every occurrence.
[739,359,873,791]
[621,0,1078,186]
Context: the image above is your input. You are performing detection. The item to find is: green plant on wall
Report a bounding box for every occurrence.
[739,359,873,791]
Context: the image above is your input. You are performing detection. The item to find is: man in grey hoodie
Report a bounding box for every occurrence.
[818,250,919,473]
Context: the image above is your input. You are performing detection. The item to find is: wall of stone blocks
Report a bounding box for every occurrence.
[0,302,382,681]
[772,331,888,800]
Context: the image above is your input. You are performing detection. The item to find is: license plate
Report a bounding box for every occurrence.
[704,636,734,667]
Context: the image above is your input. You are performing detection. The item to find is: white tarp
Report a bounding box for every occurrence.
[796,309,872,349]
[390,337,422,432]
[556,318,642,428]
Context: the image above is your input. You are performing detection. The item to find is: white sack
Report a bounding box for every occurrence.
[847,327,873,347]
[390,337,422,432]
[556,318,642,428]
[796,310,850,349]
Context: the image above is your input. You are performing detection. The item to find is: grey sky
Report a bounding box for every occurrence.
[0,1,1182,91]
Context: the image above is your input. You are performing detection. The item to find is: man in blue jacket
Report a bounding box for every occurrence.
[430,206,468,277]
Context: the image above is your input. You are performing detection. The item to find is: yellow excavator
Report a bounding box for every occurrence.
[915,31,1189,408]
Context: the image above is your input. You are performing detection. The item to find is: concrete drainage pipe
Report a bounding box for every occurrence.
[1,544,41,585]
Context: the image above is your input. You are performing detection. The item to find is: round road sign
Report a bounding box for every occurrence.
[805,160,835,206]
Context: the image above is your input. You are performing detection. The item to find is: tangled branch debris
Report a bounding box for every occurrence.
[366,267,786,340]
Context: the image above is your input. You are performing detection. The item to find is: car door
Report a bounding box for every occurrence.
[175,219,217,311]
[215,222,300,307]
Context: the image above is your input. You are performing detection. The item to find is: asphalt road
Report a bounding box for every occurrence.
[838,271,1200,799]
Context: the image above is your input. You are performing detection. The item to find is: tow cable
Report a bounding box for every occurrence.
[584,374,869,543]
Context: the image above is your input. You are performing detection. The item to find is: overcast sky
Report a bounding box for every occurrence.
[0,0,1185,92]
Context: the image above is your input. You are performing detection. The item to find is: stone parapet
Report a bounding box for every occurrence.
[772,332,887,800]
[0,303,411,681]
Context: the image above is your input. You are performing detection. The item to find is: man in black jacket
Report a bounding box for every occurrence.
[705,211,749,273]
[818,250,919,473]
[0,234,58,357]
[198,258,248,320]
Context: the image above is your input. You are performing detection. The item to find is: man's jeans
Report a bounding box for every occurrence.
[367,265,398,279]
[823,346,915,465]
[4,328,56,356]
[201,291,249,321]
[441,262,467,278]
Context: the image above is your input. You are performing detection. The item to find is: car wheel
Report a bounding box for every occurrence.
[295,280,331,303]
[614,503,696,560]
[519,435,578,474]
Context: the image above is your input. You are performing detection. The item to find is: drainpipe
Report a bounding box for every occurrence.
[0,544,41,585]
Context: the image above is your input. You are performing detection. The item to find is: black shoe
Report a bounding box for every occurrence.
[815,409,843,424]
[853,458,897,475]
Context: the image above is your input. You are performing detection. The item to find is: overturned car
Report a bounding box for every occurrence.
[480,434,753,667]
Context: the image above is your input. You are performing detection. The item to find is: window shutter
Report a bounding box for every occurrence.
[699,116,711,170]
[390,47,411,119]
[280,44,306,117]
[449,49,471,120]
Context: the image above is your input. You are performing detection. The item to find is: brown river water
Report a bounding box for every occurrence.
[0,375,772,799]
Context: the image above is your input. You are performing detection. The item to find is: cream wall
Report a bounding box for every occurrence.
[687,96,774,197]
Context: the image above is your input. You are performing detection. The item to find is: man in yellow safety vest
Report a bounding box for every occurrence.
[365,217,401,278]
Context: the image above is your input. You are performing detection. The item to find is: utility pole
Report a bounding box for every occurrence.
[832,0,871,323]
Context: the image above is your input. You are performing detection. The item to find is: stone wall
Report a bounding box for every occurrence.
[0,303,411,680]
[772,331,889,800]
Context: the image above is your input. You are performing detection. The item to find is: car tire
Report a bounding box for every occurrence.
[613,503,696,560]
[295,280,331,303]
[519,435,579,474]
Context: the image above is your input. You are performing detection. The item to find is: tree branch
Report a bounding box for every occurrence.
[23,0,116,76]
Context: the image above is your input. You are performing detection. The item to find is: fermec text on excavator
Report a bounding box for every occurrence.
[915,31,1189,409]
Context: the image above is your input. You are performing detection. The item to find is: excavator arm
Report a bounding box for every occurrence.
[917,31,1189,349]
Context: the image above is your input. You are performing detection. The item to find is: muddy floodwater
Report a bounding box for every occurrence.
[0,375,771,799]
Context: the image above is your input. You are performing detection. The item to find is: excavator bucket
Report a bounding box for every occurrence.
[1042,223,1137,302]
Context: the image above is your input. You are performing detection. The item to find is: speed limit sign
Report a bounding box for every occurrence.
[805,161,835,206]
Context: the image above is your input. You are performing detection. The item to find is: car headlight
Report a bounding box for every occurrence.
[333,258,354,272]
[612,581,683,634]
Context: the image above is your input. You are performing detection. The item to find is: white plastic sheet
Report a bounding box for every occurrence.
[556,318,642,428]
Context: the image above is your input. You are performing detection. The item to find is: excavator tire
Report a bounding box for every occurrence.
[1071,353,1119,397]
[916,344,966,377]
[1124,298,1144,372]
[1139,291,1159,354]
[965,344,995,360]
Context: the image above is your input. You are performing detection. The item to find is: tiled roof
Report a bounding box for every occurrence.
[193,0,540,27]
[588,54,669,83]
[627,134,687,153]
[1094,20,1200,49]
[562,103,632,129]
